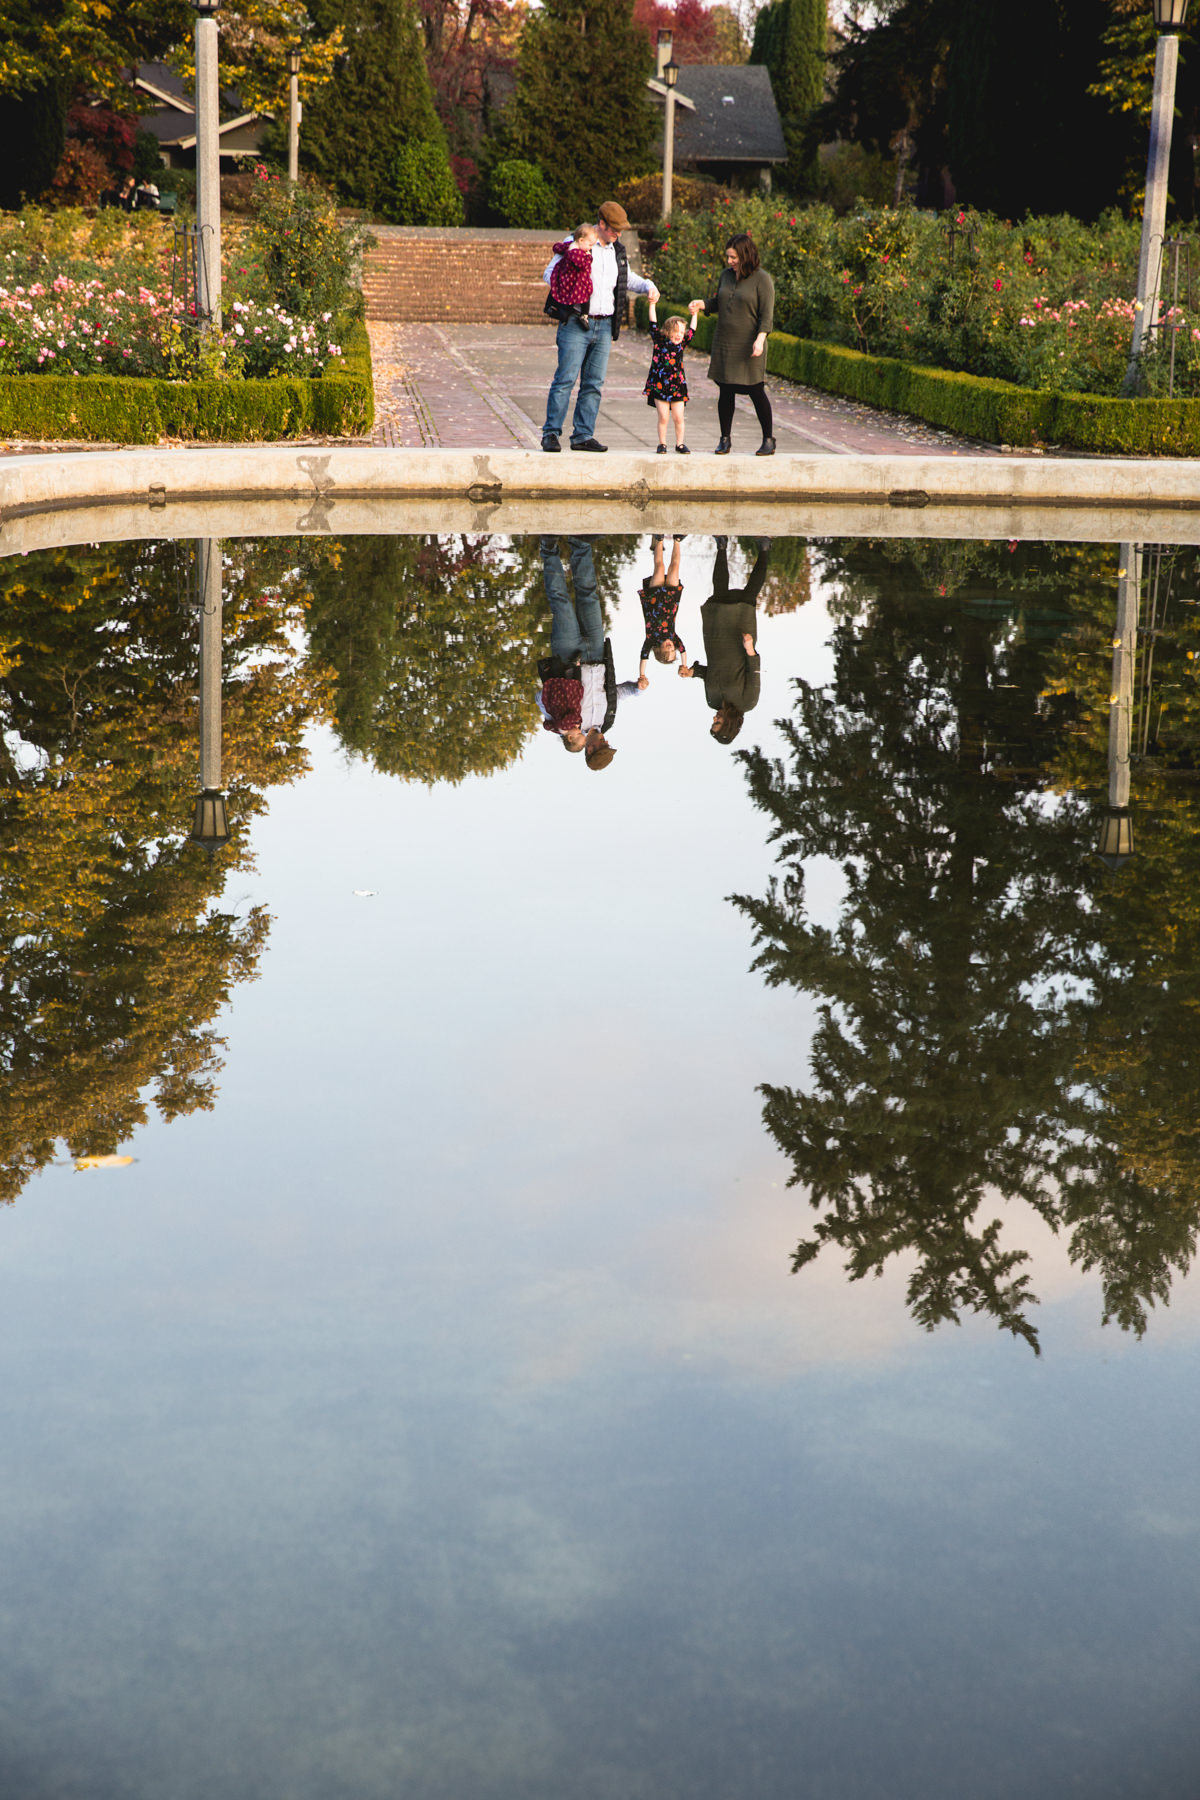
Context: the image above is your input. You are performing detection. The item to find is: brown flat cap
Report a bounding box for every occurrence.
[598,201,630,232]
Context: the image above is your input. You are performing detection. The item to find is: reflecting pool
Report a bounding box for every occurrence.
[1,530,1198,1799]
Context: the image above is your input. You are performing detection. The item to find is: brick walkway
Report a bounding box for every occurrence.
[367,319,1001,460]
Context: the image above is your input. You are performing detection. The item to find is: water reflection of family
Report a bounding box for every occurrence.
[537,534,771,763]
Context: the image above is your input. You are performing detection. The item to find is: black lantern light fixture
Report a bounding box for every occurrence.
[191,0,220,12]
[190,788,230,856]
[1153,0,1189,28]
[288,46,301,75]
[1095,807,1134,871]
[664,58,680,89]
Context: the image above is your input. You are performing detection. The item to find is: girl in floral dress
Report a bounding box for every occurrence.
[638,533,686,677]
[643,300,703,452]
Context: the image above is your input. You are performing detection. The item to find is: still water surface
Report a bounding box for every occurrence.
[1,531,1198,1798]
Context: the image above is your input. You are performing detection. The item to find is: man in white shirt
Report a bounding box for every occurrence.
[541,199,659,454]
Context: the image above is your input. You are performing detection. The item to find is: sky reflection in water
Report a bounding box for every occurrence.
[0,532,1197,1800]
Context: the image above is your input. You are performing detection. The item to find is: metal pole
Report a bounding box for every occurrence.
[662,88,676,221]
[194,10,222,335]
[1124,30,1180,392]
[198,538,223,794]
[287,61,300,184]
[1109,545,1139,814]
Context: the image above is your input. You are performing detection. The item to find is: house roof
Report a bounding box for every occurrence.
[130,61,255,140]
[669,65,786,165]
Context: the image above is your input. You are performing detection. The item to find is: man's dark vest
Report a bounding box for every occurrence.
[610,240,629,341]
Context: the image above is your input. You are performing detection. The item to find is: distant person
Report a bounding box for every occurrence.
[679,536,771,744]
[135,178,161,211]
[643,299,703,453]
[101,174,137,212]
[637,534,686,679]
[536,535,641,767]
[547,223,597,332]
[541,200,659,454]
[691,232,776,456]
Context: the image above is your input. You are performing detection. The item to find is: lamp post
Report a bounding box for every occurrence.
[661,58,680,223]
[1096,543,1139,870]
[287,47,301,185]
[1123,0,1190,392]
[190,538,230,856]
[656,27,673,79]
[193,0,222,338]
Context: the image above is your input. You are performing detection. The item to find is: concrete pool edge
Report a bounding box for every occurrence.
[3,445,1200,550]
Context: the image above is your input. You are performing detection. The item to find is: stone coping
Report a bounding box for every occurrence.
[1,446,1199,555]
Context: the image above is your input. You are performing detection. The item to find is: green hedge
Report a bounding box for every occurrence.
[0,319,374,444]
[636,300,1200,456]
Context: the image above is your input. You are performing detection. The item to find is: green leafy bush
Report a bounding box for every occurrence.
[249,169,374,319]
[382,140,465,227]
[488,159,558,230]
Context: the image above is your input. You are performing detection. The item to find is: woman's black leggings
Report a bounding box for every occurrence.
[717,382,773,440]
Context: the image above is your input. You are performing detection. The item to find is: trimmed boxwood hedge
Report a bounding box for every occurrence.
[636,301,1200,457]
[0,319,374,444]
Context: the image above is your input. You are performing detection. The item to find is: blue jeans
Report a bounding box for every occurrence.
[542,317,613,443]
[540,535,603,664]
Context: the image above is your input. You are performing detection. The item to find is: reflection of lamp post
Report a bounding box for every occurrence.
[287,47,301,185]
[1123,0,1190,392]
[193,0,223,337]
[656,26,673,78]
[1097,542,1138,870]
[191,538,230,856]
[661,59,680,222]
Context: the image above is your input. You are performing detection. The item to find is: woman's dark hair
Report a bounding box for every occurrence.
[725,233,760,279]
[711,703,745,745]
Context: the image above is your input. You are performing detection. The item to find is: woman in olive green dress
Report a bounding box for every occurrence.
[692,232,775,456]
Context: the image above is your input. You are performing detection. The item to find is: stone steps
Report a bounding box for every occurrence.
[362,232,558,324]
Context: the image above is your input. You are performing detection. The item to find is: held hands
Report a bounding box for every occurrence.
[638,674,650,690]
[689,300,705,314]
[678,657,694,679]
[647,284,661,304]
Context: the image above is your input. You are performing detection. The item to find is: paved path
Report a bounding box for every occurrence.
[367,320,1001,460]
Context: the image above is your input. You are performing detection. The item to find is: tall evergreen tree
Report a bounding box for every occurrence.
[302,0,448,210]
[506,0,657,222]
[750,0,826,196]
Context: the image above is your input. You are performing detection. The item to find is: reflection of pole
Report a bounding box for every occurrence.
[1124,16,1185,392]
[194,3,223,335]
[1097,543,1138,869]
[191,538,230,854]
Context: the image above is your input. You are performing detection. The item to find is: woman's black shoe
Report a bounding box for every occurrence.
[756,437,776,456]
[657,443,668,454]
[714,436,732,455]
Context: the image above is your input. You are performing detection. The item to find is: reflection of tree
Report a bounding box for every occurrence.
[736,536,811,615]
[0,541,321,1204]
[732,539,1129,1351]
[303,535,543,784]
[1042,546,1200,1331]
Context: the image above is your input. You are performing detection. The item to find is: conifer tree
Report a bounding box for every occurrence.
[301,0,450,211]
[750,0,826,196]
[506,0,657,222]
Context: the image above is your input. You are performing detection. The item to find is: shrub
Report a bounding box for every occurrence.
[45,141,111,210]
[382,140,465,226]
[249,169,374,319]
[614,171,733,223]
[488,159,558,229]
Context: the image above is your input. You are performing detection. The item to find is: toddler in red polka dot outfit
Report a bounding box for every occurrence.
[548,223,597,332]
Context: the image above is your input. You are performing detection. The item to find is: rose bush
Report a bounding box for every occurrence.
[650,199,1199,397]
